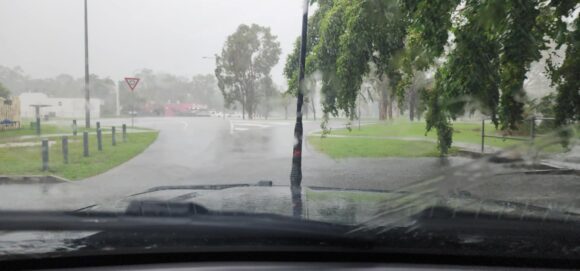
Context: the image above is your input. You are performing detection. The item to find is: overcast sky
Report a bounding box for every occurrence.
[0,0,303,86]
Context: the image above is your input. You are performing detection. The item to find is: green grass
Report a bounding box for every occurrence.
[308,136,459,158]
[0,131,158,180]
[0,124,97,143]
[328,121,524,148]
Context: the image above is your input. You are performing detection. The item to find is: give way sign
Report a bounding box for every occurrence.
[124,77,140,91]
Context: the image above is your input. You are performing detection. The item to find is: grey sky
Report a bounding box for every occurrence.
[0,0,302,86]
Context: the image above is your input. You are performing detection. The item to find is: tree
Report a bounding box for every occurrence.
[400,0,578,155]
[191,74,222,109]
[285,0,407,123]
[547,10,580,127]
[256,76,277,119]
[215,24,281,120]
[280,92,293,120]
[403,71,431,121]
[0,82,10,98]
[283,0,331,120]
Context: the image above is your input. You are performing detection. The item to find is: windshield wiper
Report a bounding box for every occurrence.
[128,180,273,197]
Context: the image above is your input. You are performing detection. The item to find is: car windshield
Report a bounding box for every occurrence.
[0,0,579,262]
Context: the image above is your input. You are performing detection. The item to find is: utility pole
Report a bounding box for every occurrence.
[289,0,309,218]
[84,0,91,128]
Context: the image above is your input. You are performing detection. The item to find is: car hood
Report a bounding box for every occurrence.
[84,184,389,225]
[82,182,578,226]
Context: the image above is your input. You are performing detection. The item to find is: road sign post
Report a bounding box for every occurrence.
[124,77,140,128]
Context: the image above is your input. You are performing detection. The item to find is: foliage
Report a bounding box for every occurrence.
[547,15,580,126]
[315,0,408,119]
[0,81,9,98]
[401,0,577,154]
[215,24,281,119]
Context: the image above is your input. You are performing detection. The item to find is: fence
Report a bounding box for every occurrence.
[480,116,555,153]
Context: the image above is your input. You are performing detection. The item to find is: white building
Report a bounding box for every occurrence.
[19,93,102,119]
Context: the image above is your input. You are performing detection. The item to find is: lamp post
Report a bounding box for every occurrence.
[84,0,91,128]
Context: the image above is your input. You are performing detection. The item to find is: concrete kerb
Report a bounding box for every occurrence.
[0,175,70,184]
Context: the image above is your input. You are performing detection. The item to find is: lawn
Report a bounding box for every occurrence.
[0,123,97,143]
[309,121,577,158]
[0,131,158,180]
[308,136,459,158]
[326,121,524,148]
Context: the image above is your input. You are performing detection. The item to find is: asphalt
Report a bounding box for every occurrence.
[2,116,577,212]
[0,117,473,210]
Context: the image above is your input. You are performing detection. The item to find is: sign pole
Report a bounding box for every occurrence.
[131,90,135,128]
[124,77,140,129]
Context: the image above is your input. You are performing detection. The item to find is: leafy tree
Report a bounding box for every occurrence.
[283,0,331,120]
[280,92,293,120]
[547,12,579,126]
[0,82,10,98]
[401,0,577,154]
[256,76,277,119]
[215,24,281,119]
[402,71,431,121]
[191,74,222,109]
[302,0,408,123]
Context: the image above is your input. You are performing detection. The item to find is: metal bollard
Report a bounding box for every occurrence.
[72,120,78,136]
[97,128,103,151]
[41,139,49,171]
[481,119,485,153]
[530,116,536,143]
[112,126,116,146]
[122,124,127,142]
[83,131,89,157]
[36,117,41,135]
[62,136,69,164]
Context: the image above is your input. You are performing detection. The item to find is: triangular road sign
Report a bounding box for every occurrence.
[124,77,140,91]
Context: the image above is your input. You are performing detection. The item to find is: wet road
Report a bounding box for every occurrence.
[1,117,471,210]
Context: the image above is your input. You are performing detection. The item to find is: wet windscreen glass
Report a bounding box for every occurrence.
[0,0,578,262]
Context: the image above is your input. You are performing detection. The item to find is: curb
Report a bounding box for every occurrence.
[0,175,70,184]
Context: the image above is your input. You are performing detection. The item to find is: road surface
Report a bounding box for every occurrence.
[0,117,473,210]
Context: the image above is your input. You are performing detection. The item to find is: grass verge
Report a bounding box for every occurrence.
[0,131,158,180]
[328,121,518,148]
[308,136,459,158]
[0,124,97,143]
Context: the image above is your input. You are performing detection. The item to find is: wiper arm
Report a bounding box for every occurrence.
[128,180,273,197]
[0,200,361,239]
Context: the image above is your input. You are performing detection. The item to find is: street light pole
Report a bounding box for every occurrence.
[202,56,225,119]
[84,0,91,128]
[289,0,309,218]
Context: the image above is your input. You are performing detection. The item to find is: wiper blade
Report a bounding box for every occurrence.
[128,180,273,197]
[0,200,358,238]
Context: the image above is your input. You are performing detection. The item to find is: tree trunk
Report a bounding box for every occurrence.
[378,88,388,121]
[409,89,416,121]
[310,86,316,120]
[247,104,254,120]
[242,101,245,120]
[387,98,393,120]
[311,101,316,120]
[285,105,288,120]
